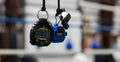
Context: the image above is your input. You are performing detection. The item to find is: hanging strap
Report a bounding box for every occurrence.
[41,0,46,11]
[57,0,60,11]
[37,0,49,19]
[55,0,63,16]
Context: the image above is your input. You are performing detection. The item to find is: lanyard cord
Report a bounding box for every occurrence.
[37,0,49,20]
[41,0,46,11]
[55,0,62,16]
[58,0,60,10]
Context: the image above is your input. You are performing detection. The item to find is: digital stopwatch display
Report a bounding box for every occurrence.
[55,27,65,37]
[36,30,48,39]
[56,32,64,37]
[35,27,50,43]
[30,18,53,46]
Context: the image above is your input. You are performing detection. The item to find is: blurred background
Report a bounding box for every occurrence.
[0,0,120,62]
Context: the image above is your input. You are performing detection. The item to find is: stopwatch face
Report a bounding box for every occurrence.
[35,29,48,39]
[56,32,64,37]
[30,18,53,46]
[35,27,51,46]
[55,27,65,37]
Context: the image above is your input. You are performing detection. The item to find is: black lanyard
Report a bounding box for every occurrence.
[41,0,46,11]
[55,0,64,16]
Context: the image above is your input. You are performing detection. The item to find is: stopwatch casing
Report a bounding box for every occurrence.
[52,24,67,43]
[30,18,53,46]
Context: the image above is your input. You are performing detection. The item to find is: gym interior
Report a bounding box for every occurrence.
[0,0,120,62]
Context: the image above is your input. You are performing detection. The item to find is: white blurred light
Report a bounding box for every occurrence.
[73,53,89,62]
